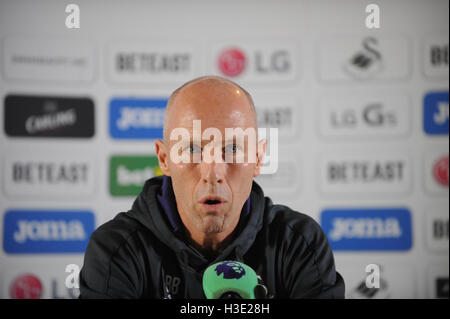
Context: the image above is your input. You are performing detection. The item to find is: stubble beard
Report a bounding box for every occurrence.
[200,214,225,234]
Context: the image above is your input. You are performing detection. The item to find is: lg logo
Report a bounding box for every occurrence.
[330,103,396,128]
[217,47,291,78]
[218,48,246,77]
[433,155,449,187]
[10,274,43,299]
[65,4,80,29]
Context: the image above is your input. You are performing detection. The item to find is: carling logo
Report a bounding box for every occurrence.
[320,208,412,251]
[3,210,95,254]
[109,98,167,139]
[4,95,95,138]
[424,91,449,135]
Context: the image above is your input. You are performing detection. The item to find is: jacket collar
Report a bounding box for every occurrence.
[130,175,265,271]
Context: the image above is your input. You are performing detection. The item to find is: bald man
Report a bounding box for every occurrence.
[79,76,345,299]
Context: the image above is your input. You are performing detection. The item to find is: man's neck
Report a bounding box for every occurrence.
[186,230,235,257]
[180,213,241,259]
[194,235,221,251]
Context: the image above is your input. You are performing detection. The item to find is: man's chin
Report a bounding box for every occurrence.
[201,215,225,234]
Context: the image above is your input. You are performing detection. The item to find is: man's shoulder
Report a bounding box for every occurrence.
[88,211,145,254]
[80,211,150,298]
[264,200,325,243]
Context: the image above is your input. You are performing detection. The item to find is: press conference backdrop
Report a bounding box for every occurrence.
[0,0,448,299]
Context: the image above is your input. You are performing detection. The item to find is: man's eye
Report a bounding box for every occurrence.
[224,144,238,153]
[186,145,201,153]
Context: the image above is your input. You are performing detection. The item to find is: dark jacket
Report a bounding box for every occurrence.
[79,176,345,298]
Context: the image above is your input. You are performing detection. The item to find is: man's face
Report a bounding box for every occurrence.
[156,79,265,237]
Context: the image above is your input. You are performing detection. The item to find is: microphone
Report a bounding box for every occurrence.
[202,260,269,299]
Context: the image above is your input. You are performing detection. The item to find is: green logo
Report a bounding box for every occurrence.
[109,155,162,196]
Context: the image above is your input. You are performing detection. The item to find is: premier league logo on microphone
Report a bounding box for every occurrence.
[215,261,246,279]
[203,260,259,298]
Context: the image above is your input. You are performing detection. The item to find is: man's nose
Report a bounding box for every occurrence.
[200,158,225,185]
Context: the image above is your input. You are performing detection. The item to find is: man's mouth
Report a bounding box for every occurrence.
[205,199,221,205]
[199,196,227,211]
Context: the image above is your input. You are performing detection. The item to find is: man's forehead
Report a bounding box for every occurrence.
[168,92,255,129]
[163,76,257,141]
[175,110,252,127]
[169,76,254,111]
[173,76,246,97]
[171,86,249,110]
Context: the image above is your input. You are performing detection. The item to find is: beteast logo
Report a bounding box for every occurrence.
[3,210,95,254]
[424,34,448,78]
[320,208,412,251]
[257,107,293,130]
[320,153,411,196]
[4,95,95,138]
[4,155,95,197]
[215,45,293,80]
[432,217,449,241]
[109,98,167,139]
[425,209,449,253]
[429,44,448,68]
[423,91,449,135]
[115,52,191,74]
[327,160,405,184]
[110,155,162,196]
[433,155,449,187]
[107,42,197,84]
[10,274,43,299]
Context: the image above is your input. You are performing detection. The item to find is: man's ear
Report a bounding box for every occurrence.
[155,139,171,176]
[253,138,267,177]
